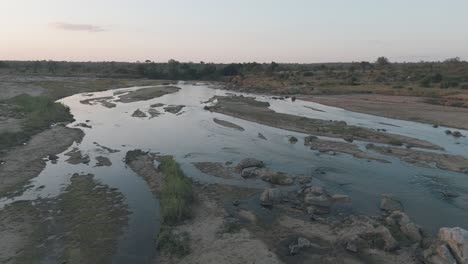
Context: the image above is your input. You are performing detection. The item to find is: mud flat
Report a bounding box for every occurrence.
[300,94,468,130]
[116,86,180,103]
[0,174,129,263]
[367,144,468,173]
[0,126,83,196]
[208,95,441,150]
[125,150,165,195]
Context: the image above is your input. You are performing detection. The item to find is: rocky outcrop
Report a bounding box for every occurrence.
[288,237,312,255]
[439,227,468,264]
[260,188,283,206]
[380,194,403,212]
[385,211,423,243]
[236,158,264,172]
[303,186,350,215]
[131,109,147,118]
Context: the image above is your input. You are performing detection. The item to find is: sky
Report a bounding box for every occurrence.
[1,0,467,63]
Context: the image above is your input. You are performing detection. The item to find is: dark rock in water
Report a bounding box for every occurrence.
[441,191,459,198]
[148,108,161,118]
[289,237,311,255]
[203,105,211,111]
[258,133,267,140]
[95,156,112,167]
[150,103,164,108]
[260,188,282,206]
[304,135,319,144]
[433,124,439,128]
[344,136,354,143]
[380,194,403,212]
[48,154,59,161]
[291,96,296,102]
[131,109,147,118]
[452,131,463,138]
[232,200,240,206]
[385,211,423,243]
[75,123,92,128]
[241,167,259,178]
[236,158,264,172]
[164,105,185,114]
[289,136,298,143]
[445,130,452,135]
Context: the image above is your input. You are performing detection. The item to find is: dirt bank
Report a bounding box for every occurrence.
[0,126,83,196]
[299,94,468,130]
[208,95,441,150]
[125,150,164,195]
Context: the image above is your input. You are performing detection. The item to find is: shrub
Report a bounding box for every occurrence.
[157,228,190,256]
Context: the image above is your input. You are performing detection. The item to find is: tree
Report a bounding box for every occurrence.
[375,57,390,67]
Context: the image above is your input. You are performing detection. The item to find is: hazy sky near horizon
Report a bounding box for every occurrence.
[1,0,467,63]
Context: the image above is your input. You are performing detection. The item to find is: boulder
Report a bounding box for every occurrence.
[131,109,147,118]
[304,193,332,207]
[241,167,259,178]
[439,227,468,264]
[236,158,264,171]
[380,194,403,212]
[260,188,282,206]
[452,131,463,138]
[304,135,319,145]
[289,136,298,143]
[303,186,326,196]
[48,154,59,161]
[424,244,458,264]
[331,194,351,203]
[289,237,311,255]
[386,211,422,243]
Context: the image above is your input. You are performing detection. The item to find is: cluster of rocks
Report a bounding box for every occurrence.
[302,186,350,215]
[424,227,468,264]
[131,109,147,118]
[236,158,293,185]
[163,105,185,114]
[445,130,464,138]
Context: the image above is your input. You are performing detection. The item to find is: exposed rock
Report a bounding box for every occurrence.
[331,194,351,203]
[452,131,463,138]
[48,154,59,161]
[304,193,332,207]
[213,118,244,131]
[288,237,311,255]
[304,135,319,144]
[148,108,161,118]
[150,103,164,108]
[289,136,298,143]
[260,188,282,206]
[386,211,422,243]
[439,227,468,264]
[131,109,147,118]
[75,123,92,128]
[236,158,264,172]
[303,186,326,196]
[95,156,112,167]
[241,167,259,178]
[424,243,459,264]
[258,133,267,140]
[164,105,185,114]
[346,241,358,253]
[446,130,453,135]
[380,194,403,212]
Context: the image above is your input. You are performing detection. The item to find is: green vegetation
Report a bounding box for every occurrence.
[159,156,193,225]
[156,156,193,257]
[58,175,129,264]
[157,228,191,257]
[0,94,74,149]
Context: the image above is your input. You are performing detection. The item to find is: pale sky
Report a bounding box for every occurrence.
[1,0,467,63]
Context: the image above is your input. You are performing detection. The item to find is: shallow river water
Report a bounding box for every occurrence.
[1,82,467,263]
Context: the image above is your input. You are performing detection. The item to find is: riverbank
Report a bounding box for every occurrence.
[299,94,468,130]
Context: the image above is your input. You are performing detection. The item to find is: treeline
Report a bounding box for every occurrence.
[1,57,468,89]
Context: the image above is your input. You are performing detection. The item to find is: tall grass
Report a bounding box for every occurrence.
[0,94,74,149]
[159,156,193,225]
[157,156,193,257]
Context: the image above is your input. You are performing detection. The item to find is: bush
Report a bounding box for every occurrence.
[157,228,190,256]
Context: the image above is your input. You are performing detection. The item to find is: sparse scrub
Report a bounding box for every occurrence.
[157,228,191,257]
[0,94,74,149]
